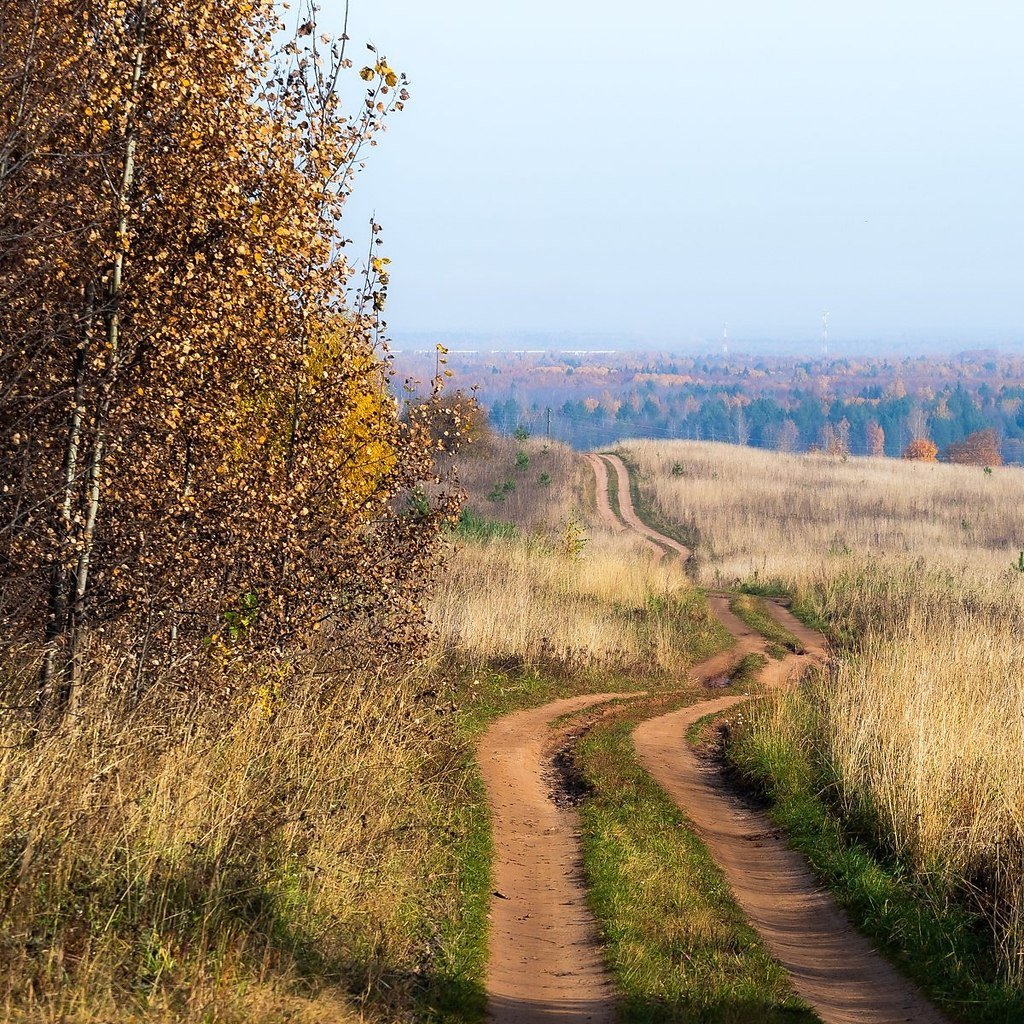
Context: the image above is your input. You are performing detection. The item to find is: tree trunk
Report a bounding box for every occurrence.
[39,6,148,721]
[36,282,94,715]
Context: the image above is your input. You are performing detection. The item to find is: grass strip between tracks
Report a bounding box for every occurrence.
[574,694,820,1023]
[729,594,804,657]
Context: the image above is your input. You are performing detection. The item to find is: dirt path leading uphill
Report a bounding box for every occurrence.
[584,454,623,534]
[600,453,691,563]
[479,694,628,1023]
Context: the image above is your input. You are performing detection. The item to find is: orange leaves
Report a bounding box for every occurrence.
[902,438,938,462]
[945,429,1002,467]
[359,60,400,89]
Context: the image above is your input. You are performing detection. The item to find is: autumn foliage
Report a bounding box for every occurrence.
[0,1,455,719]
[902,438,939,462]
[945,428,1002,467]
[866,420,885,456]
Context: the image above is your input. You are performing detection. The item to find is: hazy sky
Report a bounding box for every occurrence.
[329,1,1024,349]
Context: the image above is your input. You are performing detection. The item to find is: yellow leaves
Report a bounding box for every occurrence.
[361,61,399,88]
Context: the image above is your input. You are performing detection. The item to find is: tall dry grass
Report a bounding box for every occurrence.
[0,639,463,1022]
[624,439,1024,584]
[622,439,1024,978]
[433,437,726,680]
[431,530,723,677]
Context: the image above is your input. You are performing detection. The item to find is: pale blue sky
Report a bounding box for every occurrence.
[329,1,1024,350]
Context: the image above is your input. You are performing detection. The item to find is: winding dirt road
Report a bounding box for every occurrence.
[478,452,948,1024]
[585,453,691,563]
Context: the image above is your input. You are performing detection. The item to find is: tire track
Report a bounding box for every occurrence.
[479,693,626,1023]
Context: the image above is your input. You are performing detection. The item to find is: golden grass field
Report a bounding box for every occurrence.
[431,436,726,679]
[623,439,1024,978]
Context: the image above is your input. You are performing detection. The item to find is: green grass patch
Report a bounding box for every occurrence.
[602,453,622,521]
[575,695,819,1023]
[454,509,519,542]
[729,595,803,655]
[726,693,1024,1024]
[729,652,768,690]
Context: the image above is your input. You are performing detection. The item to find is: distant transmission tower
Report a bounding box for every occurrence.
[722,323,729,357]
[821,311,830,358]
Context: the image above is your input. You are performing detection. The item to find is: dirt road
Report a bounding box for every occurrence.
[479,694,626,1023]
[635,699,946,1024]
[584,454,624,535]
[477,453,947,1024]
[601,453,691,563]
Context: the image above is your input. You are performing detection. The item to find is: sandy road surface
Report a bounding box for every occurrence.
[479,694,627,1023]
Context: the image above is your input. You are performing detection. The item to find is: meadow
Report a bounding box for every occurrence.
[430,436,727,681]
[623,440,1024,984]
[0,628,482,1024]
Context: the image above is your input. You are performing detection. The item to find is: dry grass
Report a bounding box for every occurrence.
[431,529,723,676]
[623,439,1024,979]
[457,433,589,535]
[0,641,462,1022]
[432,438,726,679]
[624,439,1024,585]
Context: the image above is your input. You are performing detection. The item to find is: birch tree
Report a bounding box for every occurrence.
[0,1,454,720]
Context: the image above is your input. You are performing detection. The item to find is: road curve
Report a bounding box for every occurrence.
[600,453,691,563]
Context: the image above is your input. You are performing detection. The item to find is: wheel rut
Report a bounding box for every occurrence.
[477,452,949,1023]
[479,694,626,1023]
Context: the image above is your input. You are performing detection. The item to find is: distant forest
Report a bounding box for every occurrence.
[395,348,1024,463]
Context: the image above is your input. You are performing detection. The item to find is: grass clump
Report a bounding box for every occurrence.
[455,509,519,542]
[729,595,804,654]
[574,696,817,1023]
